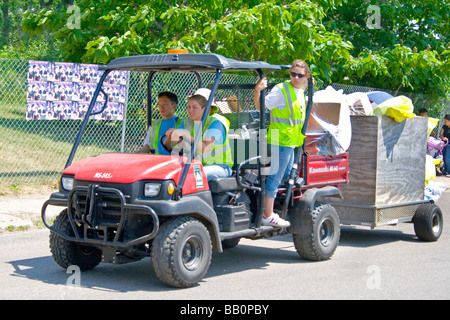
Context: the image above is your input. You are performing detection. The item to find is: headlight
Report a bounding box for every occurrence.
[61,176,74,191]
[144,183,161,197]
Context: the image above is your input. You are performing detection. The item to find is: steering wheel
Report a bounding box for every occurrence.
[160,134,186,156]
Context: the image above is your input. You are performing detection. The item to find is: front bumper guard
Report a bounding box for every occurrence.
[41,186,160,249]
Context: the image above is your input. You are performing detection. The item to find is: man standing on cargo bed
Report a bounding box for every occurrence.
[254,59,310,228]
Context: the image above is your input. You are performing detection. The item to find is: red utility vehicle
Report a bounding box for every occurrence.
[42,53,348,288]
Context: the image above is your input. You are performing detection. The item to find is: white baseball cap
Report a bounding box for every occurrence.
[188,88,218,112]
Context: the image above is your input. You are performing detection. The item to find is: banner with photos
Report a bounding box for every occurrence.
[26,61,128,121]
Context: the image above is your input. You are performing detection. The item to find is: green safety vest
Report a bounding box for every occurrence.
[148,117,182,153]
[182,116,233,167]
[267,81,306,147]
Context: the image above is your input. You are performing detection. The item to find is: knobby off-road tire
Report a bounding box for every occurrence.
[151,216,212,288]
[413,203,443,242]
[293,203,340,261]
[49,209,102,271]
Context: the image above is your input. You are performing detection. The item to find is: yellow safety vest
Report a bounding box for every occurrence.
[211,113,230,131]
[182,116,233,167]
[148,117,182,153]
[267,81,306,147]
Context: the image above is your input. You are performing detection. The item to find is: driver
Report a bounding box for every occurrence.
[164,91,233,181]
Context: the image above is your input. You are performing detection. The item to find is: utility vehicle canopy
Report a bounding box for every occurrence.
[100,53,289,73]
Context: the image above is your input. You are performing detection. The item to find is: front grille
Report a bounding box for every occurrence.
[67,185,128,243]
[65,185,159,247]
[72,190,123,226]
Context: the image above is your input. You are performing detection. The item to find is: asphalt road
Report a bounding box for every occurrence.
[1,181,449,301]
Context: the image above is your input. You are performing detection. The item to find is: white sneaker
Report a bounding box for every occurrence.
[262,213,290,228]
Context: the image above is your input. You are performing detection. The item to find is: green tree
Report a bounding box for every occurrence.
[324,0,449,55]
[21,0,450,98]
[335,45,449,98]
[0,0,72,60]
[22,0,352,81]
[324,0,450,98]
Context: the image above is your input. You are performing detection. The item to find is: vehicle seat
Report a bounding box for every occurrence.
[208,177,243,193]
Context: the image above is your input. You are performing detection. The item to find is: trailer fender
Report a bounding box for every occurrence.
[288,186,343,235]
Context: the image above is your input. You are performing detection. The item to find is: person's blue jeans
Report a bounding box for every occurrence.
[265,145,295,198]
[203,164,233,181]
[443,144,450,175]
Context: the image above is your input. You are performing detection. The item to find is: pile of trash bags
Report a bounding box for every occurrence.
[304,86,418,156]
[309,86,446,202]
[425,180,447,202]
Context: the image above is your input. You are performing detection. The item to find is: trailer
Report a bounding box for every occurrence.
[323,115,443,241]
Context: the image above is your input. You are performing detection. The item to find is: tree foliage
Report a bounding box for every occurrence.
[334,45,450,99]
[13,0,450,98]
[0,0,71,60]
[22,0,351,82]
[325,0,450,98]
[324,0,449,55]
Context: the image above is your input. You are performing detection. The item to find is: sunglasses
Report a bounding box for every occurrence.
[290,72,307,79]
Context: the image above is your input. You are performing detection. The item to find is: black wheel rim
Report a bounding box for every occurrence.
[319,217,335,247]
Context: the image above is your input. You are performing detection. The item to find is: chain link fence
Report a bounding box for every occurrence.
[1,57,448,192]
[0,58,263,192]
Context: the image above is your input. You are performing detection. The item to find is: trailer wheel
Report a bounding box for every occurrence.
[293,203,340,261]
[413,204,443,242]
[49,209,102,271]
[151,216,212,288]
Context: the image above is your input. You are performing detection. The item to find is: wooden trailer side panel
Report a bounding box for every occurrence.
[375,115,427,205]
[327,115,427,206]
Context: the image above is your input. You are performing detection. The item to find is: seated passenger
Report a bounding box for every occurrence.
[194,88,231,131]
[137,91,181,155]
[164,91,233,181]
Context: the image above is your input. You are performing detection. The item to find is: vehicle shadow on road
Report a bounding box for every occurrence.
[339,225,418,247]
[7,255,173,293]
[6,239,303,293]
[207,239,303,277]
[6,226,419,294]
